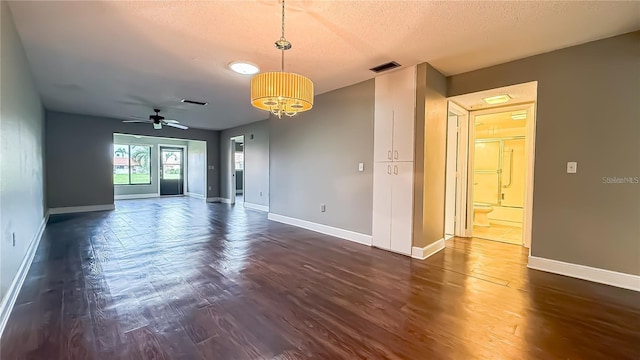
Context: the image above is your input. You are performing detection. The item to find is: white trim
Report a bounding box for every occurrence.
[267,213,372,246]
[0,212,49,337]
[244,202,269,212]
[48,204,115,215]
[528,256,640,292]
[158,144,188,196]
[206,197,232,204]
[186,192,206,200]
[114,193,159,200]
[411,238,445,260]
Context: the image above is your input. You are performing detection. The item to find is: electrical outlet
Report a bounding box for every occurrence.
[260,191,263,196]
[12,232,16,247]
[321,204,326,212]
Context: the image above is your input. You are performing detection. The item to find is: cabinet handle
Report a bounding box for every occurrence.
[394,150,399,160]
[394,165,398,175]
[387,165,392,175]
[387,150,392,160]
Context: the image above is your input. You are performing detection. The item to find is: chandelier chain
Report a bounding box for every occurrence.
[281,0,286,40]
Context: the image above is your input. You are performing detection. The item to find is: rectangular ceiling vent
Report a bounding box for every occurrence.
[181,99,208,106]
[369,61,401,73]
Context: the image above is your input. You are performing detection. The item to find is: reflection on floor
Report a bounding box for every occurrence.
[473,223,522,245]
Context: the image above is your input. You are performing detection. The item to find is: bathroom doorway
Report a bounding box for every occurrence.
[446,81,537,248]
[469,106,530,245]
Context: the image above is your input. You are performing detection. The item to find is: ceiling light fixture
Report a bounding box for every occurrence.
[511,111,527,120]
[250,0,314,118]
[229,61,260,75]
[482,94,511,105]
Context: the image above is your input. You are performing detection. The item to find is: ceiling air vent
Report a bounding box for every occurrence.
[181,99,208,106]
[369,61,401,73]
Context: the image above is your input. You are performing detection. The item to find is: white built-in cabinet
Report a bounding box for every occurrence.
[372,66,416,256]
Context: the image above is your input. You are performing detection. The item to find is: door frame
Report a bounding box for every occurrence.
[446,101,471,238]
[466,103,537,248]
[229,135,245,205]
[157,144,188,196]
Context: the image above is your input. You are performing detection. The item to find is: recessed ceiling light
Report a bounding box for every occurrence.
[511,112,527,120]
[228,61,259,75]
[482,94,511,105]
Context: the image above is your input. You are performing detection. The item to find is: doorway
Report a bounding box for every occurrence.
[159,146,184,196]
[446,81,537,248]
[229,135,245,205]
[469,106,530,245]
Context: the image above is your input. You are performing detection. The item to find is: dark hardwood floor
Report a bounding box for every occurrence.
[1,197,639,359]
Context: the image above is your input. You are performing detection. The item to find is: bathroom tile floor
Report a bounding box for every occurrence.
[473,223,523,245]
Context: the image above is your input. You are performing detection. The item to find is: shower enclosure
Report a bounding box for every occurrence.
[473,137,526,208]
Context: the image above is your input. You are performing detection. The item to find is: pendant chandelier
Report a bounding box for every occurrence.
[250,0,314,118]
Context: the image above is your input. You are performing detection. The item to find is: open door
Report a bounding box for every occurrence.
[446,101,471,238]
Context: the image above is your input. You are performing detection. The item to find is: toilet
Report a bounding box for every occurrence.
[473,204,494,227]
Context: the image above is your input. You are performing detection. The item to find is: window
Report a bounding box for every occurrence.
[113,145,151,185]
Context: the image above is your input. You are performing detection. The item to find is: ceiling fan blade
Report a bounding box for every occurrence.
[122,120,152,123]
[164,122,188,130]
[163,119,179,123]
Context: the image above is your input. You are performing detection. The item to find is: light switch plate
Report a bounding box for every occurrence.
[358,163,364,172]
[567,161,577,174]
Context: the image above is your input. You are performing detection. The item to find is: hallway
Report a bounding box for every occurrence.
[1,198,639,359]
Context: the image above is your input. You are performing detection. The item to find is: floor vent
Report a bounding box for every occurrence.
[369,61,401,73]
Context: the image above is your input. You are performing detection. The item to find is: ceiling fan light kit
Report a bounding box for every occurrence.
[250,0,314,119]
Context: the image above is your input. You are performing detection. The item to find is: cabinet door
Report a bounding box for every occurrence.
[390,162,414,255]
[391,67,416,162]
[372,162,393,250]
[374,74,394,162]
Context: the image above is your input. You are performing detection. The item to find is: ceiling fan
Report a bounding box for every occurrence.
[122,109,189,130]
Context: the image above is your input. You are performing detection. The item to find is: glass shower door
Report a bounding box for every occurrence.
[473,140,501,205]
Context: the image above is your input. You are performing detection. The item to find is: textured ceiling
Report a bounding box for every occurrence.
[8,1,640,130]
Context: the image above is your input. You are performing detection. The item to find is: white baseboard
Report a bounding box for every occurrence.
[186,192,205,200]
[0,212,49,337]
[412,238,445,260]
[244,202,269,212]
[114,193,159,200]
[49,204,115,215]
[206,197,232,204]
[267,213,372,246]
[528,256,640,292]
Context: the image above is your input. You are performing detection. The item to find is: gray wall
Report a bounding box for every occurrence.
[187,140,206,197]
[448,31,640,275]
[46,111,220,208]
[0,3,46,298]
[270,80,375,235]
[416,64,448,248]
[113,134,189,196]
[220,120,269,206]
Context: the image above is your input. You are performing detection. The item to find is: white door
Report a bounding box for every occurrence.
[391,67,416,162]
[390,162,414,255]
[374,75,394,162]
[444,114,458,237]
[372,162,393,249]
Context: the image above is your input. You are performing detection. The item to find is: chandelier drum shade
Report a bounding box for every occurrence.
[250,0,314,118]
[251,72,313,116]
